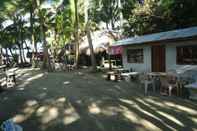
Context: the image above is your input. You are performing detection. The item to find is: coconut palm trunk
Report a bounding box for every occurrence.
[35,0,53,72]
[21,43,27,63]
[30,3,37,67]
[84,0,97,71]
[86,26,97,71]
[74,0,80,68]
[8,48,14,58]
[5,48,10,65]
[18,44,23,65]
[41,19,52,72]
[0,45,2,65]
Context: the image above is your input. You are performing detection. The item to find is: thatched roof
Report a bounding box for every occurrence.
[79,30,119,55]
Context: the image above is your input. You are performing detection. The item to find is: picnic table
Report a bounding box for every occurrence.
[0,66,18,88]
[106,71,120,81]
[6,68,18,85]
[66,64,75,72]
[114,68,129,74]
[121,72,139,77]
[121,72,140,81]
[148,72,167,77]
[0,65,6,72]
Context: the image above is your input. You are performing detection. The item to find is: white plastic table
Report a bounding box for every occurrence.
[121,72,139,77]
[121,72,140,82]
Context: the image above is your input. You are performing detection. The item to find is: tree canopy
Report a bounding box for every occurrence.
[123,0,197,36]
[1,0,197,70]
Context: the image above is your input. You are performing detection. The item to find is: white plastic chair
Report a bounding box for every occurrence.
[160,74,178,96]
[139,73,155,95]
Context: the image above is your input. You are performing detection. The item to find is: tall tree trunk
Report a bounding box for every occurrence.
[9,48,19,64]
[74,32,79,67]
[18,44,24,65]
[30,3,37,67]
[35,0,52,72]
[8,48,16,66]
[108,54,112,70]
[111,19,115,30]
[21,43,27,63]
[5,48,10,66]
[106,22,109,29]
[86,26,97,71]
[18,17,24,65]
[74,0,80,68]
[40,17,52,72]
[53,29,58,62]
[21,30,27,63]
[0,45,2,65]
[24,41,30,53]
[8,48,14,58]
[84,0,96,71]
[118,0,123,34]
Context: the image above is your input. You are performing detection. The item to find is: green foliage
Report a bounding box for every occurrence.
[1,0,197,59]
[124,0,197,36]
[89,0,120,29]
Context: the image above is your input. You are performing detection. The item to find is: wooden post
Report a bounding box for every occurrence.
[108,46,112,70]
[108,54,112,70]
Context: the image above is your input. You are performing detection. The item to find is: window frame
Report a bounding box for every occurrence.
[127,48,144,63]
[176,45,197,65]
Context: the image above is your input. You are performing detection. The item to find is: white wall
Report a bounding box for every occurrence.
[122,39,197,73]
[166,40,197,72]
[122,45,152,72]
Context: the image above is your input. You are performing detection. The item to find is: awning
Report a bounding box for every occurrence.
[109,46,123,55]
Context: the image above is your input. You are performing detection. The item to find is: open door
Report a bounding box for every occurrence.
[152,45,166,72]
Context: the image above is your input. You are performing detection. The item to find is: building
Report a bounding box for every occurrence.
[79,30,121,66]
[112,26,197,72]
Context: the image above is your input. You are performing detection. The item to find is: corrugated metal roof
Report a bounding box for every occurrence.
[112,26,197,46]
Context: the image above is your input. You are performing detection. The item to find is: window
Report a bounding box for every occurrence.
[127,49,143,63]
[177,45,197,65]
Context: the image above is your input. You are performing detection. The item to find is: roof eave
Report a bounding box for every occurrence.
[111,35,197,47]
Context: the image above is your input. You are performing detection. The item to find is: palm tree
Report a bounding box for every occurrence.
[38,8,53,71]
[73,0,80,68]
[61,0,82,68]
[84,0,97,71]
[0,17,4,65]
[29,0,38,67]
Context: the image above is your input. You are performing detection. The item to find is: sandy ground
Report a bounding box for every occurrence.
[0,68,197,131]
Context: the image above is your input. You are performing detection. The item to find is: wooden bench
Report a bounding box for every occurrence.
[0,65,7,89]
[0,72,5,89]
[66,64,75,72]
[6,68,18,88]
[106,71,121,81]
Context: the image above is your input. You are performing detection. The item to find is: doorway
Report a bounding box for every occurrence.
[151,45,166,72]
